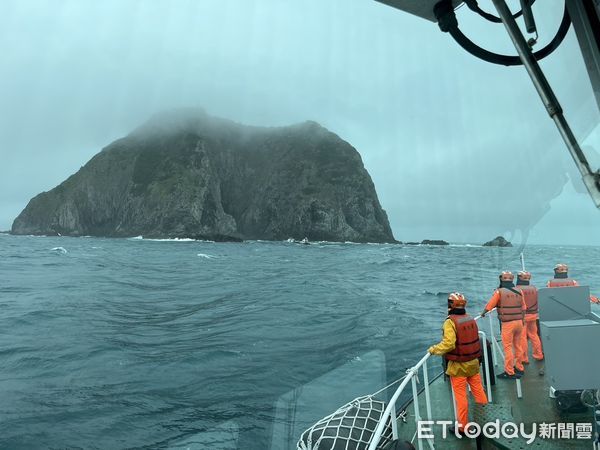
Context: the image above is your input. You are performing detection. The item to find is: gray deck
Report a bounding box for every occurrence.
[392,349,595,449]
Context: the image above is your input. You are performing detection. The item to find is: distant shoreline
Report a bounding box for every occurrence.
[0,233,480,247]
[1,233,596,247]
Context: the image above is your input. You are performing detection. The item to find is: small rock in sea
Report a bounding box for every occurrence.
[482,236,512,247]
[421,239,449,246]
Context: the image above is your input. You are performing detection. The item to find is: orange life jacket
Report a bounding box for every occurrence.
[497,288,524,322]
[518,285,538,315]
[445,314,482,362]
[548,278,577,287]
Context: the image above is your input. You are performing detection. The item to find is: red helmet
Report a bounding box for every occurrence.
[448,292,467,308]
[500,271,514,282]
[554,263,568,274]
[517,271,531,281]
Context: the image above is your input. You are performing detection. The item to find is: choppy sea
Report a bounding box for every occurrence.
[1,233,599,449]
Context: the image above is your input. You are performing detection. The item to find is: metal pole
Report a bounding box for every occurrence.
[412,375,424,450]
[422,360,433,421]
[479,331,493,403]
[516,378,523,399]
[491,0,600,208]
[488,313,498,366]
[368,353,431,450]
[391,403,399,439]
[493,335,505,362]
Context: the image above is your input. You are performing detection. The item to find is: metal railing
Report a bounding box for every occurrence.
[367,309,506,450]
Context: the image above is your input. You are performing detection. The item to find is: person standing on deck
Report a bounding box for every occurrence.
[481,271,526,379]
[548,263,579,287]
[516,271,544,362]
[428,292,488,435]
[547,263,600,303]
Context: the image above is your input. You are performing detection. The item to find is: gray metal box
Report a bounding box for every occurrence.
[538,286,591,322]
[540,319,600,390]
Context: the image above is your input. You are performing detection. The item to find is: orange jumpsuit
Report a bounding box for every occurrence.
[517,284,544,362]
[484,289,526,376]
[428,317,488,431]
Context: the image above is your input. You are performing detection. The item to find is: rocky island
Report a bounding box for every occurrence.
[420,239,449,246]
[483,236,512,247]
[404,239,449,246]
[12,109,395,243]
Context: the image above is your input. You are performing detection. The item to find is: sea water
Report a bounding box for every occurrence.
[1,233,599,449]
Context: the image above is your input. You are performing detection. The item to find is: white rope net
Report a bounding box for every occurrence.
[296,395,394,450]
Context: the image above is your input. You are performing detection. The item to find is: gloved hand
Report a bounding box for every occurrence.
[480,310,487,317]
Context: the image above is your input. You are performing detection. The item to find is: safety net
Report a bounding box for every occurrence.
[296,395,394,450]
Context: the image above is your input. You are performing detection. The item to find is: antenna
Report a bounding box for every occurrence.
[520,252,526,271]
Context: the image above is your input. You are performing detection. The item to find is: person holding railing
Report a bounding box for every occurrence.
[481,271,526,379]
[428,292,488,436]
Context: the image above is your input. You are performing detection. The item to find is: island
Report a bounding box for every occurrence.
[11,109,396,243]
[420,239,449,246]
[483,236,513,247]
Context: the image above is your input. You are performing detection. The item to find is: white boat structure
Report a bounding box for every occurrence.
[297,286,600,449]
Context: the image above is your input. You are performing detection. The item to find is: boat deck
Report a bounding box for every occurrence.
[392,349,595,449]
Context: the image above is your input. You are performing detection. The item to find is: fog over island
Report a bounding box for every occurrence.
[1,1,599,244]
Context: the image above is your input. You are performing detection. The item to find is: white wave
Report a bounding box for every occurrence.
[197,253,216,259]
[51,247,68,254]
[129,236,198,242]
[145,238,196,242]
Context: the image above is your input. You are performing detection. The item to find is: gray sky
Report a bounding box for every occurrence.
[1,0,599,245]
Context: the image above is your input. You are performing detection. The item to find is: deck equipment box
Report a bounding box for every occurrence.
[540,319,600,391]
[538,286,591,322]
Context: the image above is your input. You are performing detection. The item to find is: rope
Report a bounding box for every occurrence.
[371,373,409,397]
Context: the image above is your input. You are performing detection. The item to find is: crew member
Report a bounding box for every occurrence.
[516,271,543,362]
[428,292,488,435]
[547,263,578,287]
[481,271,526,379]
[548,263,600,303]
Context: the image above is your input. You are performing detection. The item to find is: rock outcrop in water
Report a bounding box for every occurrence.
[483,236,512,247]
[12,109,395,243]
[420,239,449,246]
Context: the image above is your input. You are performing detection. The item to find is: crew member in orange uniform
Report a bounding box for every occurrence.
[547,263,579,287]
[481,271,526,379]
[428,292,488,435]
[548,263,600,303]
[516,271,544,362]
